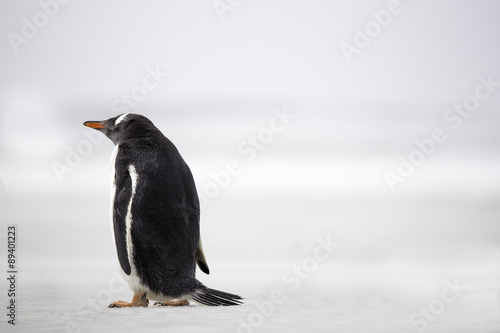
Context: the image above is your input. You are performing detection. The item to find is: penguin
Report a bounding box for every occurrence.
[83,113,242,307]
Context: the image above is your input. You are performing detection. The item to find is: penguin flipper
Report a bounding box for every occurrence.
[112,158,134,275]
[196,238,210,275]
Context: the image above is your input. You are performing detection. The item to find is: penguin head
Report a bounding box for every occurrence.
[83,113,158,145]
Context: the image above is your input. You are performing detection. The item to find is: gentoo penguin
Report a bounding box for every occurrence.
[83,113,242,307]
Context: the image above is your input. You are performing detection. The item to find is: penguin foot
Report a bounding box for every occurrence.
[154,299,190,307]
[109,292,149,308]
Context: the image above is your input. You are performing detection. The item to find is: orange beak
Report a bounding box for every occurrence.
[83,121,106,129]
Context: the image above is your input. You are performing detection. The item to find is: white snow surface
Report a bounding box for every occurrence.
[3,256,498,333]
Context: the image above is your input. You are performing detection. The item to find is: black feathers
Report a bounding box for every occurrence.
[190,288,244,306]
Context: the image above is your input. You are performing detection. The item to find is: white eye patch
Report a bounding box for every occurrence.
[115,113,129,126]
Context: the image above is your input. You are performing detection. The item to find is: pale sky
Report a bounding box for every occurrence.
[1,0,499,104]
[0,1,499,261]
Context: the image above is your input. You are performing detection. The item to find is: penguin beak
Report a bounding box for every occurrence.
[83,121,106,129]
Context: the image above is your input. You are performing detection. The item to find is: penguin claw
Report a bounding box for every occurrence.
[154,299,190,306]
[108,300,130,308]
[108,293,149,308]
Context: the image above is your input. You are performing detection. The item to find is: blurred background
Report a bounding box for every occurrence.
[0,1,499,332]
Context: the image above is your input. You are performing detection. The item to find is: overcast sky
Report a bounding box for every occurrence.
[1,1,499,102]
[0,0,499,265]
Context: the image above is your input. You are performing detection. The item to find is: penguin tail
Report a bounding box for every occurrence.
[188,287,243,306]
